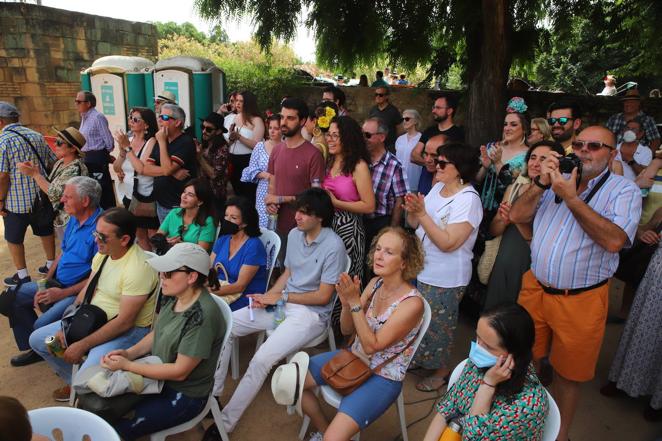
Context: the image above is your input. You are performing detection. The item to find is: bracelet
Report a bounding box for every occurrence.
[533,175,551,190]
[481,379,496,388]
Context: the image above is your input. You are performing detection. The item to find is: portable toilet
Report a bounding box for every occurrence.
[80,56,155,133]
[153,56,226,139]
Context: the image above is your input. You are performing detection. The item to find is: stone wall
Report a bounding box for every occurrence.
[0,3,157,134]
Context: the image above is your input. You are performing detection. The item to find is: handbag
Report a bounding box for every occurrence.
[128,196,157,218]
[61,256,111,345]
[215,261,242,305]
[0,280,24,317]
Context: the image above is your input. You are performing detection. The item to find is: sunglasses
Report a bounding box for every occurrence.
[434,159,454,169]
[547,117,574,126]
[200,124,217,133]
[571,140,614,151]
[162,268,192,279]
[178,224,189,239]
[158,114,176,121]
[74,99,87,104]
[128,116,143,123]
[374,93,387,98]
[363,131,379,139]
[92,231,109,243]
[403,117,412,122]
[55,139,69,147]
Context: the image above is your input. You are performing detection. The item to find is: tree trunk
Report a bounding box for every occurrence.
[464,0,512,148]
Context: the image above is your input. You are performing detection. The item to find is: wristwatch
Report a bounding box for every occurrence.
[281,290,289,303]
[533,175,551,190]
[350,304,362,313]
[124,146,133,153]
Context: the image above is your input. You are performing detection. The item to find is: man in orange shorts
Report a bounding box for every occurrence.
[510,126,641,441]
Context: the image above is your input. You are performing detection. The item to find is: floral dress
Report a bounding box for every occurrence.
[480,143,527,212]
[47,158,88,227]
[437,360,548,440]
[241,141,270,228]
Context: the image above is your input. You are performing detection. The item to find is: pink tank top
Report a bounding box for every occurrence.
[323,172,360,202]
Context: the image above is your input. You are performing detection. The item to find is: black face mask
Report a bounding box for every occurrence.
[219,219,240,236]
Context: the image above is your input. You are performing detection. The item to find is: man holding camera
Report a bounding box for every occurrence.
[510,127,641,441]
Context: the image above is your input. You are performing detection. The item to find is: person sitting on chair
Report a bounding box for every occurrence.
[423,303,548,441]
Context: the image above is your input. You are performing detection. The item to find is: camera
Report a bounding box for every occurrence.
[558,153,582,175]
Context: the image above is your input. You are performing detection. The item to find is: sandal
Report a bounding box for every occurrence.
[416,375,449,392]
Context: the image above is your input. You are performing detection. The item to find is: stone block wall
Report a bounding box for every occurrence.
[0,3,157,134]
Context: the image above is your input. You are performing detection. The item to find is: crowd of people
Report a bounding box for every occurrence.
[0,80,660,441]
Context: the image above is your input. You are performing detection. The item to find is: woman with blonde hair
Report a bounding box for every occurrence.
[395,109,423,191]
[528,117,553,145]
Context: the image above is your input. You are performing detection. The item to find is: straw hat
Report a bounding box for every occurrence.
[621,89,642,101]
[271,351,310,417]
[53,126,86,155]
[155,91,177,104]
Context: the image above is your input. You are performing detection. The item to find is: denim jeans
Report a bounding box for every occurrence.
[156,203,172,224]
[11,282,76,351]
[29,321,150,384]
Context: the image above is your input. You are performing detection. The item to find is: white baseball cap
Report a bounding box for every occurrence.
[146,242,211,275]
[271,351,310,417]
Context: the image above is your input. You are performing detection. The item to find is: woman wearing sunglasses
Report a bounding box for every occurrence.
[395,109,423,192]
[101,242,226,440]
[404,142,482,392]
[113,107,160,250]
[17,127,88,236]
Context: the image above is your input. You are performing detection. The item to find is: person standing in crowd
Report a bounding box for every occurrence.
[368,86,403,151]
[547,100,582,154]
[210,197,267,311]
[75,91,115,209]
[265,98,325,250]
[607,89,660,152]
[358,74,369,87]
[157,178,217,252]
[0,102,57,287]
[510,126,641,441]
[613,117,653,181]
[30,208,158,401]
[225,91,264,202]
[484,141,565,310]
[198,112,230,215]
[8,176,101,368]
[528,117,553,145]
[395,109,423,192]
[241,114,280,228]
[17,127,88,237]
[153,91,177,115]
[410,93,465,166]
[417,134,448,195]
[213,188,347,434]
[114,108,159,250]
[477,98,530,215]
[362,117,408,252]
[217,91,238,116]
[370,71,389,88]
[322,85,349,116]
[404,142,482,392]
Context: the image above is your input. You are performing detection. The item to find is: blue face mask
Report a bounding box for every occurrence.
[469,341,498,368]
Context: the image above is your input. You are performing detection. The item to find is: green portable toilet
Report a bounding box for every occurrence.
[81,56,155,133]
[153,56,226,140]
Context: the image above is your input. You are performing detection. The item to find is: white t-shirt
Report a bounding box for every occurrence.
[415,183,483,288]
[224,113,261,155]
[395,132,422,192]
[615,143,652,181]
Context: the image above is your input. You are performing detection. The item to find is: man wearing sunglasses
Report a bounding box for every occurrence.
[510,126,641,441]
[30,207,158,401]
[368,86,403,151]
[546,100,583,154]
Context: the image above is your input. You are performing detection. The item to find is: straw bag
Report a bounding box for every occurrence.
[215,262,242,305]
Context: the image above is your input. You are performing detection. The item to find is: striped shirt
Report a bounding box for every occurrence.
[367,150,408,219]
[79,108,114,152]
[530,168,641,289]
[0,124,56,213]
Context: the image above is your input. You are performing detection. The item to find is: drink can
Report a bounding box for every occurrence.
[36,278,47,292]
[641,188,650,198]
[45,335,65,358]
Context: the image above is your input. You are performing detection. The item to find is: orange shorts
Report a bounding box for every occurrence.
[517,270,609,382]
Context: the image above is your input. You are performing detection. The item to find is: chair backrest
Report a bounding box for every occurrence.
[29,406,121,441]
[446,358,560,441]
[259,227,281,288]
[210,293,234,371]
[144,250,162,330]
[407,297,431,361]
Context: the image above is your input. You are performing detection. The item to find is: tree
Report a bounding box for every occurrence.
[209,24,230,44]
[152,21,209,44]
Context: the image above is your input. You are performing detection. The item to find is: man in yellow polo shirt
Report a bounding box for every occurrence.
[30,208,158,401]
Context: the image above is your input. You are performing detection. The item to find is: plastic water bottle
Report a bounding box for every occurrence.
[311,178,321,188]
[439,420,462,441]
[267,213,278,231]
[273,299,286,328]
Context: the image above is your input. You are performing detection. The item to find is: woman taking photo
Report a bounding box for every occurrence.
[210,197,268,311]
[301,227,425,441]
[226,90,264,202]
[395,109,423,192]
[404,142,482,392]
[101,243,226,441]
[483,141,565,309]
[157,178,217,251]
[113,107,160,250]
[423,303,548,441]
[17,127,87,235]
[322,116,375,278]
[241,114,281,228]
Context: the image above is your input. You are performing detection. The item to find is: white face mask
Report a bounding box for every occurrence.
[623,130,637,143]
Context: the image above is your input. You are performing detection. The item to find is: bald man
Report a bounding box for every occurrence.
[510,126,641,441]
[417,133,448,195]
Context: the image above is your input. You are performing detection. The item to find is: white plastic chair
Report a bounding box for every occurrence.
[149,294,234,441]
[29,406,120,441]
[298,297,432,441]
[447,359,560,441]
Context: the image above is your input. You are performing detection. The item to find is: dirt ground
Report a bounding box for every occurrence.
[0,228,659,441]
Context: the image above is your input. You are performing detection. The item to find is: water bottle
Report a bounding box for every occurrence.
[267,213,278,231]
[641,188,650,198]
[273,299,286,328]
[311,178,321,188]
[439,420,462,441]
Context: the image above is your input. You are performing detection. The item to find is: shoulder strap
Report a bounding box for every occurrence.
[82,255,109,305]
[584,171,611,205]
[5,129,48,174]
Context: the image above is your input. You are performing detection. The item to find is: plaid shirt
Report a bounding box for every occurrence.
[0,124,56,213]
[80,108,114,152]
[606,111,660,146]
[367,150,408,218]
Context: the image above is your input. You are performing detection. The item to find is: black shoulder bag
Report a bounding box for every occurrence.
[61,256,111,345]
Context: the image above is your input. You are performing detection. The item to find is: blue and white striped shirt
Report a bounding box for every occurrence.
[530,168,641,289]
[79,108,114,152]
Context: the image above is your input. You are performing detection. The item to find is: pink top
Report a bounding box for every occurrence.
[323,172,360,202]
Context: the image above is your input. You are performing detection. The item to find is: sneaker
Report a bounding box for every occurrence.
[3,273,31,287]
[37,264,49,275]
[308,432,324,441]
[52,385,71,402]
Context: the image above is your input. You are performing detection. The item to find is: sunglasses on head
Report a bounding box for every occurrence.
[158,114,176,121]
[200,124,217,133]
[93,231,109,243]
[162,268,192,279]
[547,117,574,126]
[434,159,454,169]
[128,116,143,123]
[374,93,387,98]
[571,140,614,151]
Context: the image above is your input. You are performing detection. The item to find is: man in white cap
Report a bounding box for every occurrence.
[154,91,177,115]
[606,89,660,152]
[0,101,57,287]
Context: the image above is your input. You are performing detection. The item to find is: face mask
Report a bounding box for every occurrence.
[469,341,498,368]
[219,219,240,236]
[622,130,637,143]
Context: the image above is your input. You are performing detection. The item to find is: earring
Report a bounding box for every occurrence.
[459,177,464,185]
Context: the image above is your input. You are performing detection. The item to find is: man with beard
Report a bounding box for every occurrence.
[199,112,229,214]
[510,126,641,441]
[410,94,464,166]
[547,100,583,154]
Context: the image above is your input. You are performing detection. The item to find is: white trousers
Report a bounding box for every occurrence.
[214,303,326,432]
